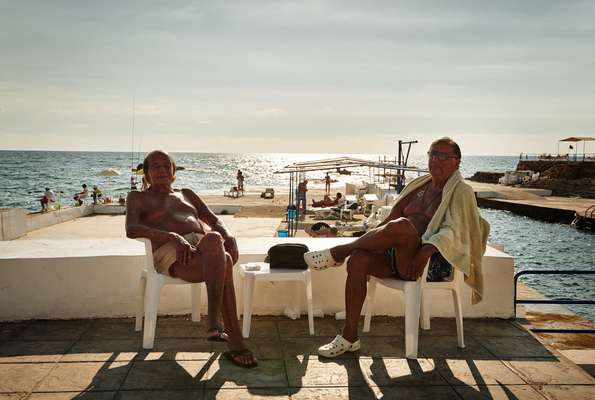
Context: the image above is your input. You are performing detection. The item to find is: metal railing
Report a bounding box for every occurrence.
[519,153,595,162]
[514,270,595,334]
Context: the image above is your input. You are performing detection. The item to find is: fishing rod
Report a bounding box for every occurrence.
[129,96,139,190]
[130,96,136,176]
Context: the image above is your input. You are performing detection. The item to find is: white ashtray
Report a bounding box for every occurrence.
[244,263,262,271]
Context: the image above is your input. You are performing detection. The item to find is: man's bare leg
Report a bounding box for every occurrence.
[341,250,394,343]
[170,232,227,334]
[330,218,419,266]
[340,222,422,343]
[171,250,255,365]
[198,233,227,333]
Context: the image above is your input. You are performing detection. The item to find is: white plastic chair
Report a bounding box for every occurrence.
[420,262,465,349]
[363,259,464,359]
[362,194,380,216]
[135,238,204,349]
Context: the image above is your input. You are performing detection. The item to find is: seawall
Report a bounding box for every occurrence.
[476,198,577,223]
[516,160,595,178]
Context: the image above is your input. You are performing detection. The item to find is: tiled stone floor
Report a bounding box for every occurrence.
[0,316,593,399]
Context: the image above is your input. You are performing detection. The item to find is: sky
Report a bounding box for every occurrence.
[1,0,594,156]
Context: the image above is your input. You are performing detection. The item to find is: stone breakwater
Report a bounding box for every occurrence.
[517,160,595,198]
[516,160,595,179]
[468,171,504,184]
[469,161,595,198]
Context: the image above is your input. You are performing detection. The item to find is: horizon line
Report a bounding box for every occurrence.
[0,148,522,157]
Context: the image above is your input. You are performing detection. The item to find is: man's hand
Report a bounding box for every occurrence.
[402,245,436,280]
[223,236,239,265]
[403,253,429,280]
[172,233,195,265]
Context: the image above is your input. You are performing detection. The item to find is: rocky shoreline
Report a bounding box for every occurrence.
[469,160,595,198]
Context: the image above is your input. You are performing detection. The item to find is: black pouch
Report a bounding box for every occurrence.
[427,252,453,282]
[267,243,310,269]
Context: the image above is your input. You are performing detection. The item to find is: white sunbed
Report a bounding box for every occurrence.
[223,187,243,198]
[312,207,335,219]
[363,193,379,203]
[345,194,357,203]
[312,204,355,220]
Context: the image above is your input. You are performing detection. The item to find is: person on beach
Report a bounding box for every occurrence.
[130,176,138,191]
[40,188,56,212]
[324,173,331,195]
[236,170,245,192]
[304,137,489,358]
[126,150,257,368]
[296,179,308,213]
[73,184,88,206]
[306,222,339,237]
[311,192,343,208]
[92,185,102,205]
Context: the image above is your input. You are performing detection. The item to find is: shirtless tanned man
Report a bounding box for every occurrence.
[296,179,308,213]
[311,193,342,208]
[304,137,488,358]
[126,150,257,368]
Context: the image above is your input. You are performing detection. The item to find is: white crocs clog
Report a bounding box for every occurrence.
[318,334,361,358]
[304,249,342,271]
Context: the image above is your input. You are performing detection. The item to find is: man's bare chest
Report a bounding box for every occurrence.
[142,193,198,223]
[403,186,442,217]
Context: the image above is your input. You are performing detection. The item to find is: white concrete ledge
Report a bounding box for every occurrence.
[93,204,126,214]
[1,206,96,240]
[0,208,27,240]
[0,237,514,321]
[25,206,94,234]
[1,205,242,242]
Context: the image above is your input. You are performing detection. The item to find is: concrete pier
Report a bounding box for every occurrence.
[468,181,594,224]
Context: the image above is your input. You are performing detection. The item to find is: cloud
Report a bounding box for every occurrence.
[1,1,594,154]
[254,108,287,117]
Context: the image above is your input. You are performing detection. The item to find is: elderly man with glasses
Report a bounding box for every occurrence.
[304,137,489,358]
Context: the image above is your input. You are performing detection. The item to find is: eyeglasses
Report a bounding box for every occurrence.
[427,150,459,161]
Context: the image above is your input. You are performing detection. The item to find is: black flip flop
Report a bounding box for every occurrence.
[206,330,229,342]
[223,349,258,368]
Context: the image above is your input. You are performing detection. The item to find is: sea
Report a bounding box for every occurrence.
[1,150,594,322]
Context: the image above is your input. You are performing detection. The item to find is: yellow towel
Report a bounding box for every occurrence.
[393,170,490,304]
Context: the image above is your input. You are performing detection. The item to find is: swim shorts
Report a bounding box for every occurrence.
[386,248,453,282]
[152,232,204,276]
[386,248,402,279]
